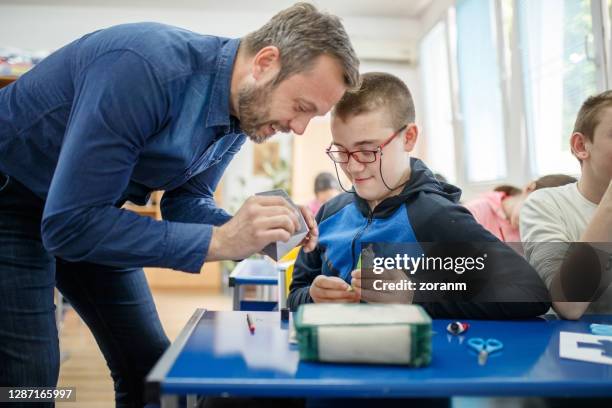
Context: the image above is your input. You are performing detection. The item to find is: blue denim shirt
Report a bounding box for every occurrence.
[0,23,247,272]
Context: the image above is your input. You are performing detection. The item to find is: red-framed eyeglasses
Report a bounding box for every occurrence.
[326,124,408,164]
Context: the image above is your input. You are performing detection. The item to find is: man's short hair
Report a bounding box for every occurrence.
[243,2,360,90]
[332,72,415,130]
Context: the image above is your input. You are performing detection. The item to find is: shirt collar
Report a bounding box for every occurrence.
[206,38,241,131]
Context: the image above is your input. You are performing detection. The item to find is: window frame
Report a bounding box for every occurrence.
[418,0,610,199]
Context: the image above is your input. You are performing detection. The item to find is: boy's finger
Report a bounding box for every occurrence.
[316,297,359,304]
[298,205,317,232]
[298,205,319,253]
[300,232,317,253]
[319,290,361,301]
[315,276,350,290]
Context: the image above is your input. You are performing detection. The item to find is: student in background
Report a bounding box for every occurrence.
[465,175,577,242]
[288,72,550,319]
[521,90,612,320]
[306,172,341,215]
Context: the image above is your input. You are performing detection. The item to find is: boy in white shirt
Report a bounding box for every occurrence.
[521,90,612,319]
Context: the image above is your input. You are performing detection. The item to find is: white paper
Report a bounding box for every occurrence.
[559,331,612,365]
[213,313,299,374]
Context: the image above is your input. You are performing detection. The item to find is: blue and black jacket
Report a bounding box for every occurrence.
[288,159,551,319]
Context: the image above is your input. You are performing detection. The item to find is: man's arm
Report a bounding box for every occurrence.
[41,50,215,272]
[160,135,246,226]
[41,51,303,272]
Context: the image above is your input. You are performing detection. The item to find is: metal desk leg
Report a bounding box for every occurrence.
[278,265,290,320]
[278,267,287,310]
[161,394,179,408]
[232,285,241,311]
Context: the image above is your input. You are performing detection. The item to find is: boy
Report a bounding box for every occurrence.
[288,72,550,319]
[521,91,612,320]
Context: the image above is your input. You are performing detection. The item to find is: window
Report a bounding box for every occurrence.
[420,21,456,183]
[608,0,612,86]
[455,0,507,182]
[419,0,608,192]
[518,0,597,176]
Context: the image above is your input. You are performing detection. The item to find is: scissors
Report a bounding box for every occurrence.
[467,337,504,365]
[590,323,612,336]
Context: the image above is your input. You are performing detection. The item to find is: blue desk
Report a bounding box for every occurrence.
[228,259,279,311]
[147,310,612,407]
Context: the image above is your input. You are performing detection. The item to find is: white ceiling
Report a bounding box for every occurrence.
[4,0,435,19]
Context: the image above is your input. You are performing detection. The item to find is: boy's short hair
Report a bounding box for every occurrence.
[533,174,577,190]
[493,184,522,197]
[573,90,612,142]
[332,72,415,130]
[314,172,339,194]
[493,174,576,196]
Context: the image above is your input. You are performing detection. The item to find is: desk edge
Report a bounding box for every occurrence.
[145,308,206,401]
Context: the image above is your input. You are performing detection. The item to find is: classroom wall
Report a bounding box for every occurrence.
[0,1,422,58]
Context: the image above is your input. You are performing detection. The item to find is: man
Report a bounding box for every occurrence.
[0,3,359,406]
[521,90,612,319]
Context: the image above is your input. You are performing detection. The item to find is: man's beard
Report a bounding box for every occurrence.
[237,80,285,144]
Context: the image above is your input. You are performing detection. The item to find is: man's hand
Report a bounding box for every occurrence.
[206,195,302,261]
[351,268,413,304]
[309,275,360,303]
[297,205,318,253]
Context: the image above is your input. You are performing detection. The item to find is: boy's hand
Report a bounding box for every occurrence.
[310,275,360,303]
[297,205,319,253]
[351,269,413,304]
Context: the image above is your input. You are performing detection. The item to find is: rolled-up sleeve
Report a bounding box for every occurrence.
[41,50,212,272]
